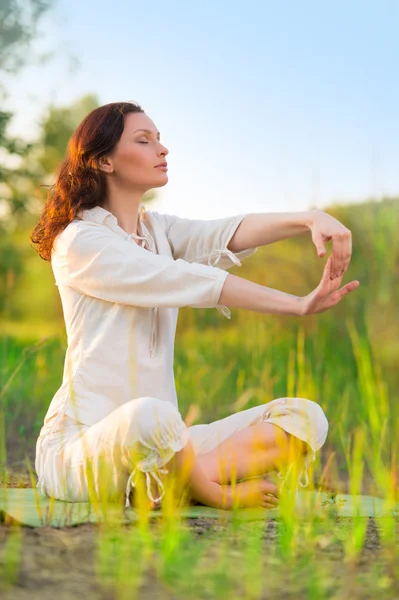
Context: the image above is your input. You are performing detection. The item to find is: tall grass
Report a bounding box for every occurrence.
[1,314,398,597]
[1,198,398,595]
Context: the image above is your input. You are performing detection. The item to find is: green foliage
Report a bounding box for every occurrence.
[0,93,101,229]
[0,334,64,437]
[0,233,24,315]
[2,199,398,442]
[0,93,101,325]
[0,0,56,223]
[0,0,54,77]
[36,93,100,174]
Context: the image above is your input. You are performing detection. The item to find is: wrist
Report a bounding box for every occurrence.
[303,209,322,230]
[285,293,306,316]
[297,296,309,316]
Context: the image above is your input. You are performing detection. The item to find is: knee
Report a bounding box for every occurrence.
[125,396,189,451]
[298,398,329,451]
[263,397,329,454]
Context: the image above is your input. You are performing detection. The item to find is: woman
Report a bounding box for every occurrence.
[31,101,359,512]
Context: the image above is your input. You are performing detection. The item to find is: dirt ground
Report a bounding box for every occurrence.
[0,509,396,599]
[1,433,399,599]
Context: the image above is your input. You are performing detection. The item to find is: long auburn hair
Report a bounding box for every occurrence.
[30,101,145,261]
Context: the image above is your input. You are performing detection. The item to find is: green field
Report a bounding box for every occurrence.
[1,198,398,598]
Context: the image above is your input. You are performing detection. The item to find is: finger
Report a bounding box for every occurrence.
[340,280,359,294]
[341,235,353,276]
[331,231,352,278]
[263,494,279,505]
[326,270,343,290]
[263,501,279,509]
[313,232,327,257]
[330,253,341,280]
[339,232,352,275]
[346,233,353,271]
[264,478,280,498]
[264,481,280,498]
[330,280,360,306]
[339,280,360,297]
[322,255,333,281]
[331,237,346,277]
[329,256,346,281]
[321,256,341,287]
[264,493,279,506]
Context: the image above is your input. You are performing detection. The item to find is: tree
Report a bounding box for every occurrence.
[0,0,53,78]
[0,0,56,229]
[0,0,55,316]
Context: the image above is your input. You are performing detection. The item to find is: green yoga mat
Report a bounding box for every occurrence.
[1,488,398,528]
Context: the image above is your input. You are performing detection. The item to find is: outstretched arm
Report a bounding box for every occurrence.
[228,209,352,280]
[218,255,360,317]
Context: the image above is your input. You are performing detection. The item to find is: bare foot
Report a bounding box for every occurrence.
[134,473,280,512]
[225,478,280,509]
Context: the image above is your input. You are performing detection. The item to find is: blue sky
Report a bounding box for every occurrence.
[4,0,399,218]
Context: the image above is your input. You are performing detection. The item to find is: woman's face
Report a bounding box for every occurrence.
[104,112,169,190]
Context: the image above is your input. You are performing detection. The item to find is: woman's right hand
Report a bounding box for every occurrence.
[300,255,360,316]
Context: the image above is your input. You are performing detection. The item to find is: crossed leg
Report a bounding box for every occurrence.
[144,422,308,508]
[196,422,309,485]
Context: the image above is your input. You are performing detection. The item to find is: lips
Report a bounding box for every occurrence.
[155,162,167,167]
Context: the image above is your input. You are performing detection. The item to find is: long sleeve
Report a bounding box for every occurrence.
[149,211,259,270]
[52,221,229,309]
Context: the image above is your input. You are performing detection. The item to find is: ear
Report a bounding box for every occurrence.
[98,155,114,174]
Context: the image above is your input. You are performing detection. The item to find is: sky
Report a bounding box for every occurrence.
[4,0,399,219]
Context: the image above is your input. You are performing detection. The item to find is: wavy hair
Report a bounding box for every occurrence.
[30,101,145,261]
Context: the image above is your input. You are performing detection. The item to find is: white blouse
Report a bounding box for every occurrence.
[38,204,259,436]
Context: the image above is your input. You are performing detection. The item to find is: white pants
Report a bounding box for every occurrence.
[35,396,329,508]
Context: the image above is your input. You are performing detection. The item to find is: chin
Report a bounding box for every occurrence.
[152,177,168,188]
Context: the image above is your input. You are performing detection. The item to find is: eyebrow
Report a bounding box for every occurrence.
[133,129,161,139]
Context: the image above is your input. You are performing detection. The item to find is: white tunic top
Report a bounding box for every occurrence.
[38,204,258,436]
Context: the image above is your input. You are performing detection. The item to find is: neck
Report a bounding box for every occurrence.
[102,183,145,236]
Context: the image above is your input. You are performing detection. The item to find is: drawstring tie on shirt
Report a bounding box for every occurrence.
[261,397,320,493]
[276,453,310,490]
[149,307,158,358]
[128,224,159,358]
[123,447,311,510]
[208,247,243,269]
[208,248,243,319]
[125,465,169,508]
[128,220,246,355]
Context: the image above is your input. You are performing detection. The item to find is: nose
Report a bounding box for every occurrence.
[158,141,169,156]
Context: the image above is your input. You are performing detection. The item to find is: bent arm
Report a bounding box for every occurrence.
[53,221,304,317]
[227,211,314,252]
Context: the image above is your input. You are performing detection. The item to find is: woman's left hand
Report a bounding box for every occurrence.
[308,210,352,279]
